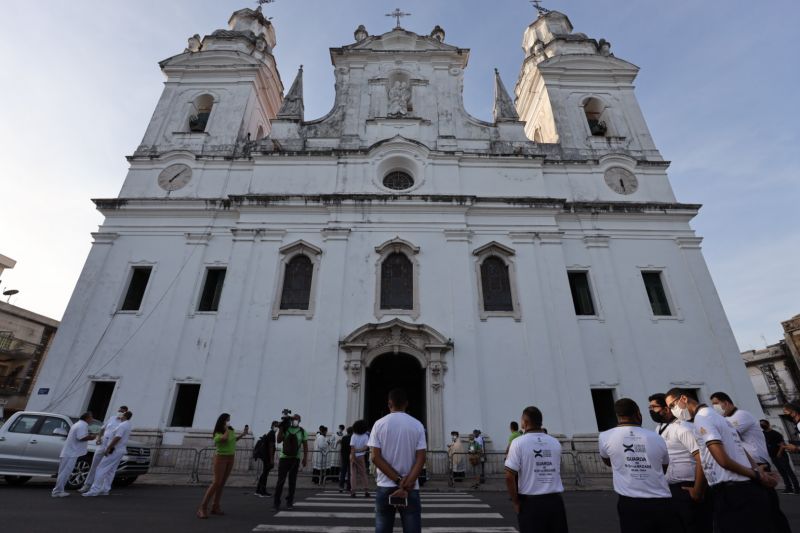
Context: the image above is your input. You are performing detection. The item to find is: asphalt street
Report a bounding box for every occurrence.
[2,481,799,533]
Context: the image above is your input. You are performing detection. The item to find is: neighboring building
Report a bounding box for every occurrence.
[742,314,800,439]
[0,256,59,419]
[29,7,762,448]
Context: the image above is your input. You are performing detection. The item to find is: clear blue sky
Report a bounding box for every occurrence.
[0,1,797,351]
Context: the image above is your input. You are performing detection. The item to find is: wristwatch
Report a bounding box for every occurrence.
[395,475,403,484]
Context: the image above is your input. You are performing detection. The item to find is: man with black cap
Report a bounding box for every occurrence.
[273,413,308,512]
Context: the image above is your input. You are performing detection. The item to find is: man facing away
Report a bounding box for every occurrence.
[598,398,681,533]
[255,421,278,497]
[273,413,308,512]
[504,406,568,533]
[338,426,353,493]
[505,421,522,455]
[79,405,128,493]
[368,388,426,533]
[52,411,95,498]
[761,419,799,494]
[83,411,133,497]
[648,393,711,533]
[710,391,789,532]
[665,388,778,533]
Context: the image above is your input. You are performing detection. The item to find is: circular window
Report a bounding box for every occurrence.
[382,171,414,191]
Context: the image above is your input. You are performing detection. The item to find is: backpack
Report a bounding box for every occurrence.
[282,427,301,457]
[253,434,268,460]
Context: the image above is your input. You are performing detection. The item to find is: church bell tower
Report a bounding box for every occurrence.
[134,7,284,158]
[515,10,661,160]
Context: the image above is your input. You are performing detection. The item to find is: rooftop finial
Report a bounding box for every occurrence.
[530,0,550,15]
[386,8,411,29]
[257,0,276,5]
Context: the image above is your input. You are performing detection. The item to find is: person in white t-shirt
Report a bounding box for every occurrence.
[367,388,426,533]
[648,393,711,533]
[350,419,371,498]
[504,406,568,533]
[665,388,778,533]
[78,405,128,493]
[598,397,681,533]
[83,411,133,497]
[709,391,790,533]
[52,412,96,497]
[709,392,770,465]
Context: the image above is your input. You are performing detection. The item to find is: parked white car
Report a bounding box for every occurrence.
[0,411,150,489]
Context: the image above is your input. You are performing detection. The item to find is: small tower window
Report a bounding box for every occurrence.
[189,94,214,133]
[583,97,608,137]
[383,171,414,191]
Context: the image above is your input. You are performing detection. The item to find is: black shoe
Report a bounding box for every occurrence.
[254,491,267,498]
[783,489,793,494]
[364,492,370,498]
[286,502,294,510]
[272,504,280,513]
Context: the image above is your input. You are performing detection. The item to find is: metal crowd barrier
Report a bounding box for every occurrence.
[141,446,601,488]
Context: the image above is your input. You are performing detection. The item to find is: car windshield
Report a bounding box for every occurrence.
[69,417,103,433]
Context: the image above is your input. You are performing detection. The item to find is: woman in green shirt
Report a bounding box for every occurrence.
[197,413,248,519]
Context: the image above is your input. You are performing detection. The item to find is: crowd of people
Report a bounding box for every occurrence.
[50,390,800,533]
[51,405,134,498]
[503,390,800,533]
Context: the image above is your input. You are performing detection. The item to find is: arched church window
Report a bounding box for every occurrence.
[480,256,513,311]
[280,255,314,310]
[272,240,322,319]
[583,97,608,137]
[189,94,214,133]
[383,171,414,191]
[380,252,413,310]
[472,241,520,320]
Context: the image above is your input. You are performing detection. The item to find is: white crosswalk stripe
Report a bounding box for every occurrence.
[253,490,517,532]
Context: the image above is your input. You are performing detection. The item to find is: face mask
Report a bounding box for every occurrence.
[291,420,299,427]
[671,405,691,421]
[451,436,458,442]
[649,410,664,424]
[712,404,726,416]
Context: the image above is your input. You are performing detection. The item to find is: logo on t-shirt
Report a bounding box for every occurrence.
[532,448,552,458]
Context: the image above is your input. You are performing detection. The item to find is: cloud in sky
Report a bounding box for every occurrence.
[0,0,797,351]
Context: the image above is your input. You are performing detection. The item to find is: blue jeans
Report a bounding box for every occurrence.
[375,486,421,533]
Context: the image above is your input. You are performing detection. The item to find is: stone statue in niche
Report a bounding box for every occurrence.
[388,81,411,117]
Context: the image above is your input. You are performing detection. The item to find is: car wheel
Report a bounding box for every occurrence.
[4,475,32,486]
[112,476,137,487]
[66,455,92,490]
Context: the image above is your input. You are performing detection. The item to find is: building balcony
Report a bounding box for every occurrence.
[0,333,40,360]
[0,377,26,396]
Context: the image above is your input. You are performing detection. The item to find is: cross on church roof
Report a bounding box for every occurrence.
[386,8,411,29]
[530,0,550,15]
[256,0,275,6]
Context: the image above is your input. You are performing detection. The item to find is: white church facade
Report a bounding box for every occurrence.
[29,7,760,449]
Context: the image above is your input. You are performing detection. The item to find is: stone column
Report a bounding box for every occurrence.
[426,345,448,450]
[343,345,367,425]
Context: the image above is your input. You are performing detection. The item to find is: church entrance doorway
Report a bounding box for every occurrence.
[364,353,426,428]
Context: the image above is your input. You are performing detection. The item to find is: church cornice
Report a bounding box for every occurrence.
[93,195,701,215]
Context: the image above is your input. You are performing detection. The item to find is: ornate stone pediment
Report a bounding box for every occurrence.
[340,318,451,366]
